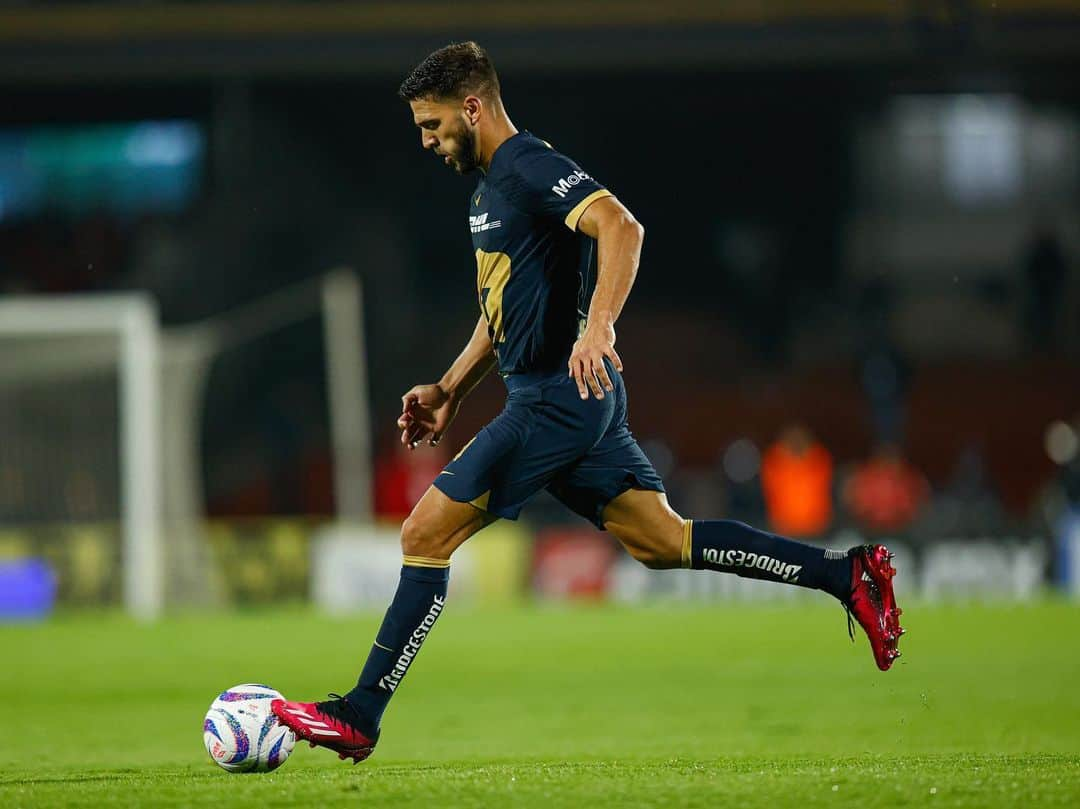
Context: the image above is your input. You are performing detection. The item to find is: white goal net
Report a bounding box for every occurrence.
[0,270,371,618]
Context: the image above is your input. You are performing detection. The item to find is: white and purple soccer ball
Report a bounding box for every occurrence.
[203,683,296,773]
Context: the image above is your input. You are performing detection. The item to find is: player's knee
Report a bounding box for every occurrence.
[400,514,447,559]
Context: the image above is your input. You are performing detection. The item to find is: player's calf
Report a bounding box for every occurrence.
[279,490,493,765]
[686,519,851,594]
[602,490,685,569]
[689,520,905,669]
[612,531,683,569]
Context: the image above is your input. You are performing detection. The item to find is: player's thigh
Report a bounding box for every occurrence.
[401,484,499,560]
[601,488,686,569]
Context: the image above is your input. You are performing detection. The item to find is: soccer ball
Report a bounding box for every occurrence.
[203,683,296,773]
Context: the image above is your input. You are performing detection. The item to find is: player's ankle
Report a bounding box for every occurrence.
[340,694,380,738]
[822,552,854,602]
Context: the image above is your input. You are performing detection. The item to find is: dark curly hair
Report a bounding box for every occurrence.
[398,41,501,103]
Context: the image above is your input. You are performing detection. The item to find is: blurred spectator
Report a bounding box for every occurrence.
[721,437,767,524]
[921,444,1002,535]
[760,424,833,538]
[843,443,929,535]
[1023,223,1068,351]
[856,274,910,445]
[1042,416,1080,590]
[861,345,910,446]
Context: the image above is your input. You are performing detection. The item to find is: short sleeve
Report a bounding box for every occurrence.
[501,145,613,231]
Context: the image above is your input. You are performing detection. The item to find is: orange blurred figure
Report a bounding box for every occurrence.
[844,443,929,534]
[760,424,834,538]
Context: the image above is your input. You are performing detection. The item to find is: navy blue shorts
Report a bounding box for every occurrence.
[433,362,664,529]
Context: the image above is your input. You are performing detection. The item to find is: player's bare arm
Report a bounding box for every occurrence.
[569,195,644,400]
[398,314,496,449]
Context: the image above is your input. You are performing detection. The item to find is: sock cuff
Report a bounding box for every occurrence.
[681,519,693,569]
[401,557,450,583]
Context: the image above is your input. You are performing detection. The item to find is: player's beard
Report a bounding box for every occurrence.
[448,122,479,175]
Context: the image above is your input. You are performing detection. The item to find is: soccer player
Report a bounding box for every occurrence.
[272,42,903,764]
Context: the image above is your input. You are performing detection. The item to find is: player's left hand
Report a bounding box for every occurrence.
[397,383,459,450]
[568,321,623,400]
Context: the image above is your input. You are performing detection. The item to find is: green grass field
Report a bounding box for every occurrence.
[2,600,1079,807]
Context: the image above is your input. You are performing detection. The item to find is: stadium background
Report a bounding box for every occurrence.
[1,2,1080,806]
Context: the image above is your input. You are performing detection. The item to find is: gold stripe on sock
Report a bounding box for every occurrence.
[681,519,693,568]
[402,555,451,569]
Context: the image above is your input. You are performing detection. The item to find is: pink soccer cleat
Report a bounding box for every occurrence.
[271,694,378,764]
[844,544,905,671]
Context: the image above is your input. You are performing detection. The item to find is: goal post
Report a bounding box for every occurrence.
[321,270,372,521]
[0,269,371,619]
[0,293,164,620]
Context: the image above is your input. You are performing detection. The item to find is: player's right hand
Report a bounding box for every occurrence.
[397,383,459,449]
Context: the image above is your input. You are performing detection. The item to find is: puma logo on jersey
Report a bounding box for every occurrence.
[469,212,502,233]
[551,169,592,198]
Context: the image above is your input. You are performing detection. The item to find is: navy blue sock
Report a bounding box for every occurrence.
[345,558,450,736]
[684,519,850,601]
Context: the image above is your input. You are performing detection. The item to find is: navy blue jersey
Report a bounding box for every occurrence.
[469,131,612,375]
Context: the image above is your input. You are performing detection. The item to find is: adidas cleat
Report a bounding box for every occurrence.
[271,694,378,764]
[843,544,904,671]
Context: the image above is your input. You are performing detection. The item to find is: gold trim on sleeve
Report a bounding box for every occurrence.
[564,189,613,231]
[402,555,452,569]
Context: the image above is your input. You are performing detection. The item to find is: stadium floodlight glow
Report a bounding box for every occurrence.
[0,293,164,620]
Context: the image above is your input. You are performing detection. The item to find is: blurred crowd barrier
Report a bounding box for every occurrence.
[0,514,1074,618]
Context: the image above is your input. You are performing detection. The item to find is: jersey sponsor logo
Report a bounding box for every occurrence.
[378,594,446,693]
[469,212,502,233]
[701,547,802,583]
[551,169,592,198]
